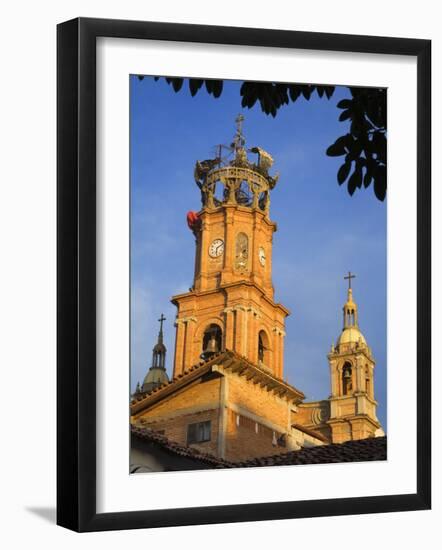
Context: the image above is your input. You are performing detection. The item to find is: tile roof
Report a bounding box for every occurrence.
[132,425,386,469]
[130,349,305,415]
[131,425,235,468]
[234,436,387,467]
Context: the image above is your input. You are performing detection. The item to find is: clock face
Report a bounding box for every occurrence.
[258,247,266,266]
[209,239,224,258]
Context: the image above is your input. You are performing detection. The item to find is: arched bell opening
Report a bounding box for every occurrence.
[201,324,223,360]
[258,330,271,368]
[342,362,353,395]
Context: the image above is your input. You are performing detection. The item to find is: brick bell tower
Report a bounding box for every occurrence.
[327,273,382,442]
[172,116,289,379]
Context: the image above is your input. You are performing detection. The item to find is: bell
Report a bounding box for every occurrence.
[343,369,351,379]
[201,333,219,360]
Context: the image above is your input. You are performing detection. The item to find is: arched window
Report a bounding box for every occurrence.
[342,362,353,395]
[258,330,270,367]
[201,324,223,358]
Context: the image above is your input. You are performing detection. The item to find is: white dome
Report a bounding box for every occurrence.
[337,326,367,346]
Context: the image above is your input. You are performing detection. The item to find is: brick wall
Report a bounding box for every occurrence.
[224,372,291,460]
[134,376,221,419]
[134,376,222,455]
[139,408,220,456]
[227,373,289,428]
[225,408,287,461]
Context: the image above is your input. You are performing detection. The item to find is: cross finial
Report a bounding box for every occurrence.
[158,313,166,333]
[344,271,356,290]
[233,114,245,149]
[235,113,244,134]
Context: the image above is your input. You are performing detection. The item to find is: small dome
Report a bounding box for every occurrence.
[153,342,166,353]
[337,326,367,346]
[143,367,169,387]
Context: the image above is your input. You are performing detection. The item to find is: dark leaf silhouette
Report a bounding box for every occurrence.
[136,75,387,201]
[374,165,387,201]
[339,109,352,122]
[326,135,349,157]
[337,99,352,109]
[347,161,364,196]
[364,169,373,188]
[337,161,352,185]
[189,79,204,97]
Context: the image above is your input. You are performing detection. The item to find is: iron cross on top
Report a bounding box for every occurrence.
[344,271,356,290]
[158,313,166,331]
[235,113,244,133]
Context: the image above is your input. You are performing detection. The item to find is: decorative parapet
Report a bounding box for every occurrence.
[194,117,279,213]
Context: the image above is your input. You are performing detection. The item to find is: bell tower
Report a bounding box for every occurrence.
[137,313,170,395]
[327,273,382,443]
[172,116,289,379]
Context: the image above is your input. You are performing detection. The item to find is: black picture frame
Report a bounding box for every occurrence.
[57,17,431,532]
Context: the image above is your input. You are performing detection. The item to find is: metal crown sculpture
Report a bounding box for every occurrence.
[194,115,279,214]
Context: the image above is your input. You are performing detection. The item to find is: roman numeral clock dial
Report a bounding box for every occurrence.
[209,239,224,258]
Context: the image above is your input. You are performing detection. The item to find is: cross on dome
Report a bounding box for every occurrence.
[344,271,356,290]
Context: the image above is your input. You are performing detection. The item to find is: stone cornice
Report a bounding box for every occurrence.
[171,280,290,317]
[174,316,197,326]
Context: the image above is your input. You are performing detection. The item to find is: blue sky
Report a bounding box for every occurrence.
[130,76,387,431]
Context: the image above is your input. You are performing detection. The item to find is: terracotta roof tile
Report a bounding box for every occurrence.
[131,426,235,468]
[132,425,386,469]
[234,436,387,467]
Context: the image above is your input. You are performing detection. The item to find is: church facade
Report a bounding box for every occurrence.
[131,118,383,464]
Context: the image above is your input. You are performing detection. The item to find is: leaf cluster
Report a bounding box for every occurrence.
[137,75,224,98]
[326,88,387,200]
[239,82,335,116]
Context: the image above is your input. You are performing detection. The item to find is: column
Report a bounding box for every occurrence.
[173,319,186,377]
[369,364,375,399]
[217,376,229,459]
[337,365,342,396]
[278,329,286,378]
[355,358,365,393]
[272,327,279,375]
[233,305,247,355]
[247,308,259,363]
[242,306,248,357]
[192,234,200,288]
[198,216,209,291]
[251,213,259,280]
[329,360,338,397]
[224,307,235,351]
[221,207,234,285]
[183,317,197,369]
